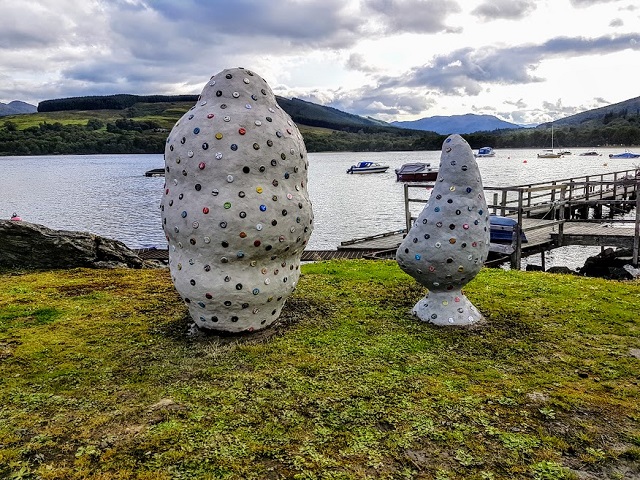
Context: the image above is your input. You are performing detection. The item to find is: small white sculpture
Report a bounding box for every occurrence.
[161,68,313,332]
[396,134,489,326]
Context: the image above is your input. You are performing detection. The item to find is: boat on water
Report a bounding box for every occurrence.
[537,123,561,158]
[474,146,495,158]
[144,168,165,177]
[346,161,390,174]
[395,162,439,182]
[608,151,640,159]
[537,149,562,159]
[578,150,602,156]
[558,150,571,156]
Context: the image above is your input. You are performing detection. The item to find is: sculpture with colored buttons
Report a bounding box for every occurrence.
[161,68,313,332]
[396,134,489,326]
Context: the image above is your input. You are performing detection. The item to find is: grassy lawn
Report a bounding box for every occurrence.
[2,110,125,129]
[1,102,194,131]
[0,261,638,479]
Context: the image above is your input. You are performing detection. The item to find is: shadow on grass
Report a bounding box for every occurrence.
[157,296,336,346]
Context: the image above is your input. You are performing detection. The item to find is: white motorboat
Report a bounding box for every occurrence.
[474,147,495,158]
[346,161,390,174]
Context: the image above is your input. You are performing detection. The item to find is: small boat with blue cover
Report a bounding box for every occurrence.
[474,147,495,158]
[346,161,390,174]
[609,151,640,159]
[489,215,528,244]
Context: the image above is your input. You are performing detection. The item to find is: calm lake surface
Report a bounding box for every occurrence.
[2,148,638,269]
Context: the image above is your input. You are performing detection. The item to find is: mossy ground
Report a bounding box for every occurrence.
[0,261,638,479]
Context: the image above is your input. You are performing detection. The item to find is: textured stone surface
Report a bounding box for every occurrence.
[396,134,489,326]
[161,67,313,333]
[0,220,143,269]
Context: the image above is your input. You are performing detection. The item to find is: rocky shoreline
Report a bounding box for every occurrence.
[526,247,640,280]
[0,220,148,269]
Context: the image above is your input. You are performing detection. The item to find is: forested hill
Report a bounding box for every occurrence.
[552,95,640,127]
[0,94,442,156]
[37,94,393,133]
[274,97,389,131]
[38,94,200,112]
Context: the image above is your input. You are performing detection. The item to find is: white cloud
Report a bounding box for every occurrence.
[0,0,639,125]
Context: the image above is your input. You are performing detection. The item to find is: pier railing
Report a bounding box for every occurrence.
[483,168,639,219]
[403,168,640,268]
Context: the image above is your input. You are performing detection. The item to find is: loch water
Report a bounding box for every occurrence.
[2,148,638,270]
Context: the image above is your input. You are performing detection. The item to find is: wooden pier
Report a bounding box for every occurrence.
[333,168,640,268]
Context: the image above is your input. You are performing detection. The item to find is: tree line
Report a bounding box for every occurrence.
[0,120,166,156]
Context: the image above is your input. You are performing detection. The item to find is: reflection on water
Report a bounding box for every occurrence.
[1,148,637,270]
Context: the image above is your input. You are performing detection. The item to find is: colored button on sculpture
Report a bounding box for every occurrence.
[161,67,314,332]
[396,134,489,326]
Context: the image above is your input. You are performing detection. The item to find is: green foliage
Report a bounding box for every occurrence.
[0,118,167,155]
[0,263,638,479]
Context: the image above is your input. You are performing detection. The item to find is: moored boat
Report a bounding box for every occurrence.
[537,149,562,158]
[537,123,561,158]
[474,146,495,158]
[394,162,439,182]
[558,150,571,156]
[578,150,602,156]
[144,168,165,177]
[346,161,390,174]
[608,151,640,159]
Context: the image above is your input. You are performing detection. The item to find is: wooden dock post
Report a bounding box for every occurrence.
[511,189,524,270]
[557,185,566,246]
[634,178,639,267]
[581,176,590,219]
[403,183,411,231]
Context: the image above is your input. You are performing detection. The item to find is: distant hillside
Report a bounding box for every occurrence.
[392,113,522,134]
[0,101,37,117]
[275,97,389,131]
[1,95,442,156]
[37,94,392,133]
[38,94,199,112]
[2,91,638,156]
[552,96,640,127]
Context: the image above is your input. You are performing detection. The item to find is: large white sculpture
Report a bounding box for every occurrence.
[161,68,313,332]
[396,134,489,326]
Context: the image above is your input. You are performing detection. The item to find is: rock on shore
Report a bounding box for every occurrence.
[579,247,639,280]
[0,220,143,269]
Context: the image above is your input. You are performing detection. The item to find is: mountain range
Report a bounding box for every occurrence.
[0,101,37,116]
[391,114,523,134]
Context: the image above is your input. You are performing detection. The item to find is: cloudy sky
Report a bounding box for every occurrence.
[1,0,638,124]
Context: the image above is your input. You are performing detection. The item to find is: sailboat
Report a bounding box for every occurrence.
[537,123,562,158]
